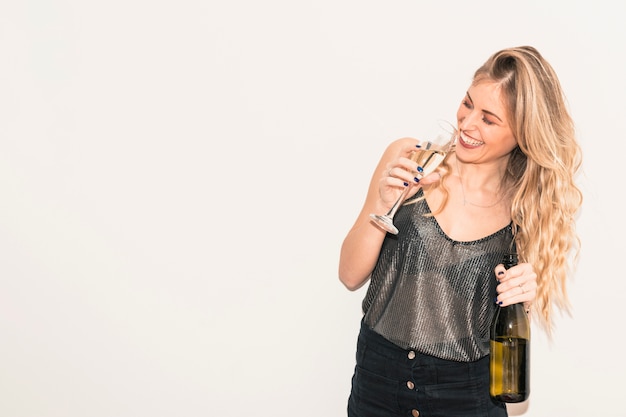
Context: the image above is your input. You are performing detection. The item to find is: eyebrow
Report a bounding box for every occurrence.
[466,92,504,123]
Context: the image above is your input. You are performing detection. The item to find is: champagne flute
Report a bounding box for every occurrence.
[369,123,457,235]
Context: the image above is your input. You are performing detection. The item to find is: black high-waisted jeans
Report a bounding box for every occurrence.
[347,320,508,417]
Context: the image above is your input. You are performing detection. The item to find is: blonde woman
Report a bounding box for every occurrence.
[339,46,582,417]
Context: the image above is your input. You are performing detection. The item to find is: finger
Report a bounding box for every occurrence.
[379,170,413,206]
[496,278,537,306]
[497,265,523,281]
[497,274,535,294]
[494,264,506,281]
[390,159,423,185]
[419,171,443,185]
[497,287,536,307]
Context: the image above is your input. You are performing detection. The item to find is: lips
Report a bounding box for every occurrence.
[459,132,484,147]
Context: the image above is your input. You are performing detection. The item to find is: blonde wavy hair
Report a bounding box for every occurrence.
[413,46,582,333]
[474,46,582,334]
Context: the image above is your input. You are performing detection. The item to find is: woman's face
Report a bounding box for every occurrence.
[455,80,518,164]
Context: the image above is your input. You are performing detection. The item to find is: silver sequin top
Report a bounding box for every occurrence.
[363,189,513,362]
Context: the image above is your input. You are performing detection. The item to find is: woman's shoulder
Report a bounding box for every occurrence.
[381,137,420,156]
[388,136,420,147]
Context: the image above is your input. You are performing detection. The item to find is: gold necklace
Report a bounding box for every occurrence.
[456,158,504,208]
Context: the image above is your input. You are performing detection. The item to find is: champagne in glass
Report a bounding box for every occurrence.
[369,124,456,235]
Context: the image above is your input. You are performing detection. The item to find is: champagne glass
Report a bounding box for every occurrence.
[369,123,457,235]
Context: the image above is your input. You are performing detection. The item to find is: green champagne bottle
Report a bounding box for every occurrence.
[489,252,530,403]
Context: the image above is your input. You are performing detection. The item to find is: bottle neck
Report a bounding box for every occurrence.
[503,253,518,269]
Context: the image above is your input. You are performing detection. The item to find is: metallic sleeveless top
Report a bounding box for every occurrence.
[362,189,513,362]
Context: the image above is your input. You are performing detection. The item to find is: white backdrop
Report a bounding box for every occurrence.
[1,1,623,416]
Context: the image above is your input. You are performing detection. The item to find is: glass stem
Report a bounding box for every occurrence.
[384,185,412,218]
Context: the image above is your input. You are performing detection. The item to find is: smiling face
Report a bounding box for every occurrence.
[455,80,518,165]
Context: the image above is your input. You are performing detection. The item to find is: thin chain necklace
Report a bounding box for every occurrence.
[456,158,504,208]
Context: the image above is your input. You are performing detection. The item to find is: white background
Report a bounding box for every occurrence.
[0,1,623,416]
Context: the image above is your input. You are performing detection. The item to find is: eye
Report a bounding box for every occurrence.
[482,115,495,125]
[462,99,472,109]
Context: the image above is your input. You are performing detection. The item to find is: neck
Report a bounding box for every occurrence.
[454,156,506,208]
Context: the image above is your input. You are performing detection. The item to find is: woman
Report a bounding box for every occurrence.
[339,46,582,417]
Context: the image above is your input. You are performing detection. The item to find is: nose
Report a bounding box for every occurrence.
[458,110,481,131]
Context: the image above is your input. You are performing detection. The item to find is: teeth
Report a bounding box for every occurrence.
[460,132,483,146]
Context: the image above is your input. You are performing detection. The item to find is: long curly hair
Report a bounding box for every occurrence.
[473,46,583,334]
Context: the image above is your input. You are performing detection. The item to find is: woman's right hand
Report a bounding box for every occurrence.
[378,145,419,208]
[377,140,426,208]
[339,137,443,290]
[377,141,444,208]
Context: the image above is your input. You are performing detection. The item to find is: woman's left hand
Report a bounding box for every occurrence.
[494,262,537,309]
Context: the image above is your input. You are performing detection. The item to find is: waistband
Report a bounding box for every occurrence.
[359,319,488,365]
[358,319,441,364]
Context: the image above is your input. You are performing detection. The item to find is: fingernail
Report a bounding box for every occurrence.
[417,166,424,173]
[403,182,409,187]
[497,271,504,276]
[498,301,503,305]
[414,177,420,183]
[415,144,421,148]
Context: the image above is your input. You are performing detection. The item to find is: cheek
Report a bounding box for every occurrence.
[499,137,518,155]
[504,134,518,151]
